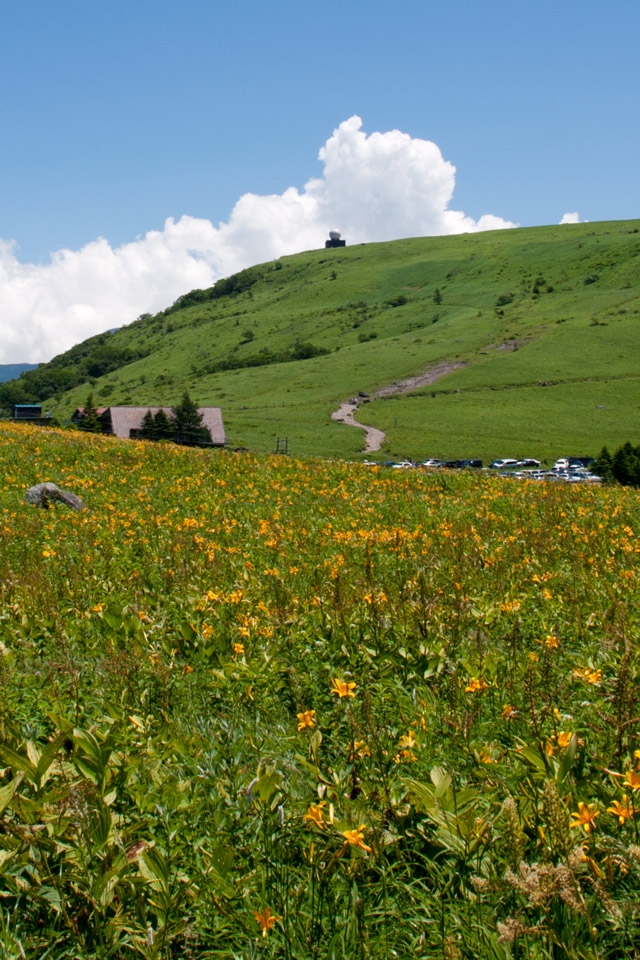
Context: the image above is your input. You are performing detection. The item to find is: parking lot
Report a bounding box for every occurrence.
[363,456,601,483]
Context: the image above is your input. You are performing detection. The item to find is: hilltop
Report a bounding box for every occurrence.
[0,362,37,383]
[3,219,639,461]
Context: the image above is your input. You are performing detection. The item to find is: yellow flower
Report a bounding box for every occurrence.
[501,704,518,721]
[608,795,634,825]
[330,678,356,698]
[465,677,489,693]
[343,825,371,852]
[398,730,416,750]
[349,739,370,761]
[254,906,282,937]
[232,641,244,656]
[557,731,572,749]
[297,709,316,730]
[623,769,640,791]
[570,801,600,834]
[535,633,560,649]
[572,667,602,685]
[303,802,327,829]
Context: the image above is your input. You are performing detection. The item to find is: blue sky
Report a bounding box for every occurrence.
[1,0,638,361]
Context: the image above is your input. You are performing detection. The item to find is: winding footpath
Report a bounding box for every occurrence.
[330,361,465,454]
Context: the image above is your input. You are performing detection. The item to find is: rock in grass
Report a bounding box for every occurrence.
[25,482,87,512]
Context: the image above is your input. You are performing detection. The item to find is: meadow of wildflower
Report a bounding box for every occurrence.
[1,421,640,959]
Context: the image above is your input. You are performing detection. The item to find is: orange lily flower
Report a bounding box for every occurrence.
[570,801,600,834]
[330,678,356,698]
[297,709,316,730]
[343,825,371,852]
[254,906,282,937]
[303,802,327,829]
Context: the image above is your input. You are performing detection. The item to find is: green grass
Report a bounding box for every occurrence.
[9,219,640,459]
[3,422,640,958]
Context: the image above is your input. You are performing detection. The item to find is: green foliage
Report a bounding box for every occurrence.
[153,408,173,440]
[138,408,157,440]
[384,294,409,307]
[196,340,329,376]
[164,265,263,316]
[596,441,640,486]
[171,391,211,446]
[2,423,640,956]
[77,392,102,433]
[0,335,145,406]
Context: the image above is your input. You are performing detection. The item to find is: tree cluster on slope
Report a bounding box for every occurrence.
[594,442,640,487]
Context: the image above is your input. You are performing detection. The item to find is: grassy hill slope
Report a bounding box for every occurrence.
[5,219,640,460]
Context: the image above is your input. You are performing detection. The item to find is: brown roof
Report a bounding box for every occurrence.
[72,406,107,418]
[104,406,225,445]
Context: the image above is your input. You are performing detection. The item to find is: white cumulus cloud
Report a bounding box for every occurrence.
[0,116,517,363]
[560,211,581,224]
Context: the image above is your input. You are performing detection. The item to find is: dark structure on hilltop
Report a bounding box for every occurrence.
[325,231,346,249]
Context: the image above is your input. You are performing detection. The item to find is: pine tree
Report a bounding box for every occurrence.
[171,392,212,446]
[153,408,173,440]
[138,409,157,440]
[78,393,102,433]
[593,446,613,482]
[613,442,635,485]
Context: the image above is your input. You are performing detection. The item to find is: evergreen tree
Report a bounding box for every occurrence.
[612,442,635,486]
[599,441,640,487]
[78,393,102,433]
[171,392,212,446]
[138,409,157,440]
[593,446,614,482]
[153,408,174,440]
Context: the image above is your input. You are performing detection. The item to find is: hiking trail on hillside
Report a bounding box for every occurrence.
[331,361,465,454]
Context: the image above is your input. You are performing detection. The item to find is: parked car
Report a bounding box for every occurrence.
[460,459,483,468]
[489,458,518,469]
[515,459,541,468]
[420,459,445,467]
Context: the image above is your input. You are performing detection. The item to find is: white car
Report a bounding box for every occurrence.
[489,458,518,469]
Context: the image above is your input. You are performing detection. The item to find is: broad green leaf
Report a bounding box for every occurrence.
[0,774,23,816]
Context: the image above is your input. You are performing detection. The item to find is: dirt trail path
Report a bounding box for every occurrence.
[331,401,386,453]
[331,361,465,454]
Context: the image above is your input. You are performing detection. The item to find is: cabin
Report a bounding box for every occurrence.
[71,405,226,446]
[12,403,43,419]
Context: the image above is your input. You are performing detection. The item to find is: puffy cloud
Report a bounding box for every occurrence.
[560,211,581,224]
[0,116,516,363]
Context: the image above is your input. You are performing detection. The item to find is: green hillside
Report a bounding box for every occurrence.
[4,219,640,461]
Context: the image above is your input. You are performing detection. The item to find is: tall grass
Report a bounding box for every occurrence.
[1,422,640,957]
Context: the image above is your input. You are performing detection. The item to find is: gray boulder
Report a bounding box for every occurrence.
[25,482,87,512]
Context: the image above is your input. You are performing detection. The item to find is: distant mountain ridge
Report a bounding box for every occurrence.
[0,363,38,383]
[1,219,639,461]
